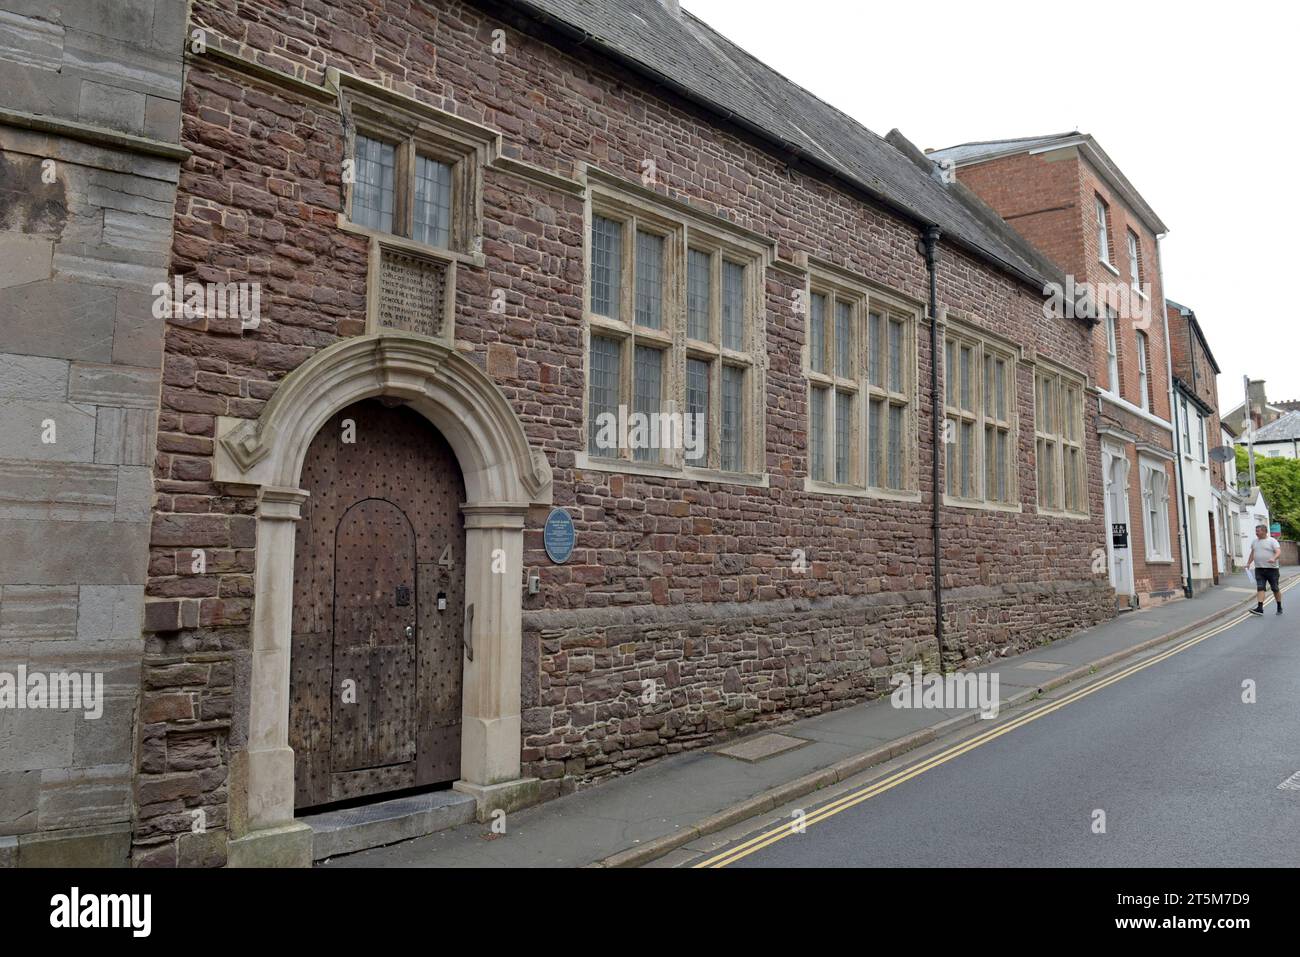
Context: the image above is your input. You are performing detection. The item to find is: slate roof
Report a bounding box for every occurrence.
[926,133,1082,167]
[493,0,1064,289]
[1254,410,1300,443]
[929,131,1168,235]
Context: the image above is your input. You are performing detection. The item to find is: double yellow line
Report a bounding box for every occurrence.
[696,580,1296,868]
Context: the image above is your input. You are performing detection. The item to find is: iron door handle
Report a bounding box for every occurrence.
[463,603,474,662]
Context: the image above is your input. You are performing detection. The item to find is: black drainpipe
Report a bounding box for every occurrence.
[921,226,946,672]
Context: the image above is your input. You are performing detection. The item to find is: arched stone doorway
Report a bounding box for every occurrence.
[212,333,552,866]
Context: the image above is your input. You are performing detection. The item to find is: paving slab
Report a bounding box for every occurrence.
[713,732,810,762]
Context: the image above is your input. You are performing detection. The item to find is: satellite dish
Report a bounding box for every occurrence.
[1237,471,1252,486]
[1209,445,1237,464]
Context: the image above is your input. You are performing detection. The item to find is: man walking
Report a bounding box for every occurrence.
[1246,524,1283,616]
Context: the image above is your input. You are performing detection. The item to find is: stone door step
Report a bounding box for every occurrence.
[302,790,477,861]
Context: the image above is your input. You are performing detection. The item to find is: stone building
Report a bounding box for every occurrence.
[0,1,187,864]
[930,133,1186,607]
[5,0,1123,868]
[1166,299,1228,591]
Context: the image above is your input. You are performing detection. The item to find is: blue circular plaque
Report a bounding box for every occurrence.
[543,508,576,564]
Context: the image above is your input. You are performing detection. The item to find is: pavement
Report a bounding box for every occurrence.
[320,567,1298,868]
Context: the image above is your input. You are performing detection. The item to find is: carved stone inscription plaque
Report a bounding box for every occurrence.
[377,248,448,338]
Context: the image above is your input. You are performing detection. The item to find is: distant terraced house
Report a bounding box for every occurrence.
[4,0,1136,868]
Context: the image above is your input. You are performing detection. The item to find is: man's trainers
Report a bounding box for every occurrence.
[1249,607,1265,616]
[1277,605,1284,615]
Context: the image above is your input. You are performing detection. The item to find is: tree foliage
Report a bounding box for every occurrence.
[1236,446,1300,539]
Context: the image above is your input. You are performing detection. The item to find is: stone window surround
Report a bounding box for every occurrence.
[942,317,1022,514]
[332,70,494,268]
[1034,358,1090,520]
[578,167,772,483]
[801,259,921,501]
[209,333,553,865]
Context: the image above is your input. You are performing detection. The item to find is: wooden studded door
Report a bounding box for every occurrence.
[289,399,467,810]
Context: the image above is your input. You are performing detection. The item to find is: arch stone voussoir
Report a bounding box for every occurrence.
[215,332,553,505]
[219,333,550,867]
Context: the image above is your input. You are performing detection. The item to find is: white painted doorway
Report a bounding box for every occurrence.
[1104,447,1135,601]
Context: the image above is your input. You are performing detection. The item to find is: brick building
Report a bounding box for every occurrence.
[1166,299,1228,590]
[4,0,1126,868]
[930,134,1186,607]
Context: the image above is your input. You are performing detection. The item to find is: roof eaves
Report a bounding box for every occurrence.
[1167,300,1224,375]
[1069,136,1169,236]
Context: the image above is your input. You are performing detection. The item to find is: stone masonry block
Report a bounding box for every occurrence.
[68,362,161,409]
[0,584,79,640]
[0,278,117,362]
[0,353,66,401]
[94,406,153,464]
[0,461,118,521]
[77,585,144,640]
[0,9,64,73]
[0,518,150,584]
[0,399,96,462]
[77,80,146,136]
[38,765,132,829]
[0,235,54,290]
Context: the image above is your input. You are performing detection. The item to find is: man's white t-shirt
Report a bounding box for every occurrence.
[1249,536,1281,569]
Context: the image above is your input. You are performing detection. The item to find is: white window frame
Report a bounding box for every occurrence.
[1035,362,1089,518]
[1105,307,1120,394]
[579,176,769,482]
[1096,195,1112,265]
[1127,229,1142,291]
[1180,396,1192,458]
[1140,458,1173,561]
[804,269,920,499]
[1136,330,1150,412]
[943,323,1019,511]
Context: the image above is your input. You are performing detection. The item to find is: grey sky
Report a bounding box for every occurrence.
[683,0,1298,420]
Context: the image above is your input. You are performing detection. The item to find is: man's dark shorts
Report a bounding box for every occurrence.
[1256,567,1281,592]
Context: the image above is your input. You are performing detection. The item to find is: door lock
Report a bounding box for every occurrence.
[404,624,414,639]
